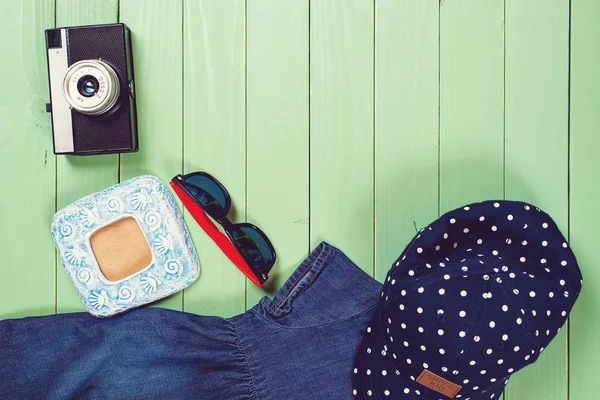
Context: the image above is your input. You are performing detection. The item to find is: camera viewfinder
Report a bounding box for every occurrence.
[46,29,62,49]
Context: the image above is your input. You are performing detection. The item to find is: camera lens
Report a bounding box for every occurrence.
[77,75,99,97]
[62,60,121,116]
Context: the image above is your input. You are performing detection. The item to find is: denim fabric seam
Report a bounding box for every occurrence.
[276,244,332,309]
[229,318,259,400]
[260,243,333,316]
[249,303,378,330]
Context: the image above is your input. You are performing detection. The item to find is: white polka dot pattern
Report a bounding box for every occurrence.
[352,200,583,400]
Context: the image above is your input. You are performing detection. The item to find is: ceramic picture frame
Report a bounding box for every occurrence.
[51,175,200,317]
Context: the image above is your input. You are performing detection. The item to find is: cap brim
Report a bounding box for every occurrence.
[352,309,507,400]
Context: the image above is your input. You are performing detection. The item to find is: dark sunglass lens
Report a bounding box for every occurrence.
[231,226,275,272]
[182,174,227,218]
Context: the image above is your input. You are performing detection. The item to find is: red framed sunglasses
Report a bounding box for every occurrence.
[170,172,276,287]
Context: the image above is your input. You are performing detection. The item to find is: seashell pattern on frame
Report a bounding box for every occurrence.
[140,274,161,294]
[106,196,125,213]
[79,207,99,228]
[117,286,135,304]
[144,211,161,231]
[153,235,173,255]
[77,268,92,283]
[164,260,182,275]
[130,191,150,211]
[64,247,87,266]
[89,290,109,310]
[51,175,200,317]
[60,222,74,238]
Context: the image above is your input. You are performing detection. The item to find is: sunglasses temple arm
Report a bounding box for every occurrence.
[170,181,263,287]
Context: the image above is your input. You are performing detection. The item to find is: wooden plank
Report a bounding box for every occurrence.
[439,0,505,212]
[55,0,119,313]
[374,0,439,281]
[56,0,117,27]
[0,0,55,319]
[120,0,183,311]
[310,0,374,274]
[503,1,570,400]
[182,0,247,316]
[569,0,600,399]
[245,0,309,305]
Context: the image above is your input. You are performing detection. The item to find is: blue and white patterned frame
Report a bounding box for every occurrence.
[51,175,200,317]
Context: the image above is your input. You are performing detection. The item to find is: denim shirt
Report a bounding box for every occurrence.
[0,242,381,399]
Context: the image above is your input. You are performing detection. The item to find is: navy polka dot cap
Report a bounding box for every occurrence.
[353,200,582,400]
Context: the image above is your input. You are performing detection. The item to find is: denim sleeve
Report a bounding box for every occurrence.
[0,308,252,399]
[255,242,381,328]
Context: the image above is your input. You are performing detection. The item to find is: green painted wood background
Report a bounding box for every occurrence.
[0,1,597,399]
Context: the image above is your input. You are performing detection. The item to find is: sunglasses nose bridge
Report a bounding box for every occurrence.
[220,218,234,230]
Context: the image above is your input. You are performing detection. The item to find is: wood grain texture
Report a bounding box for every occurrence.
[56,0,117,27]
[310,0,374,274]
[120,0,183,311]
[439,0,505,212]
[503,1,570,399]
[182,0,247,316]
[245,0,309,305]
[0,0,55,319]
[55,0,119,313]
[569,0,600,399]
[374,0,439,281]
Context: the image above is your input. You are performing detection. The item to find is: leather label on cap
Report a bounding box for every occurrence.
[417,369,462,398]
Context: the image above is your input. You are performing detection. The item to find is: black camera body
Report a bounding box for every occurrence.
[45,23,138,155]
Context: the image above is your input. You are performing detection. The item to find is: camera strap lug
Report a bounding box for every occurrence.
[129,80,135,98]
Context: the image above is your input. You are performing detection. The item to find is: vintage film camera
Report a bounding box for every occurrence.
[45,23,138,155]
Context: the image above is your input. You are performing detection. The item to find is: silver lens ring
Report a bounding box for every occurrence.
[62,59,120,116]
